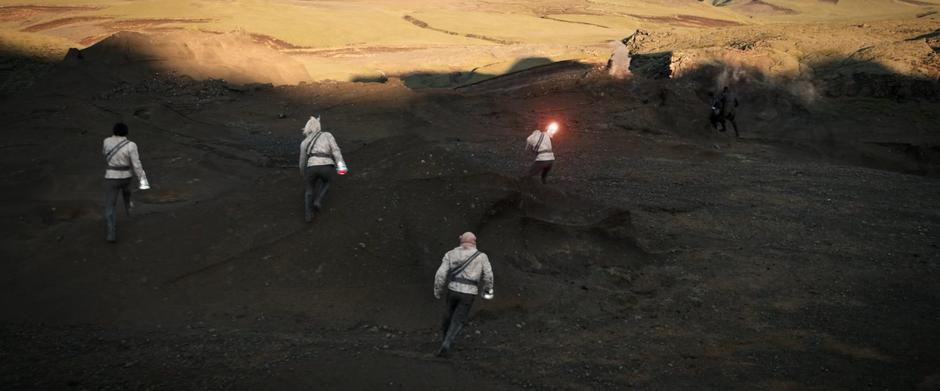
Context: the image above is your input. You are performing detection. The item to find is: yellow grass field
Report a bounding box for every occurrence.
[0,0,936,83]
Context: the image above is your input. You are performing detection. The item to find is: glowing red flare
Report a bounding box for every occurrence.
[547,122,559,135]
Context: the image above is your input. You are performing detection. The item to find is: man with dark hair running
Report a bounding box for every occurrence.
[102,122,149,243]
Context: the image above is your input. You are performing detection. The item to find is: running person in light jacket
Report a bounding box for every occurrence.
[525,126,555,184]
[433,232,494,357]
[102,122,149,243]
[298,116,346,222]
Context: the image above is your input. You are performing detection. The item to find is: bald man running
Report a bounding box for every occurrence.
[433,232,495,357]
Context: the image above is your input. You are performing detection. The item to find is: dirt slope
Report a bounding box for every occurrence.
[1,6,939,391]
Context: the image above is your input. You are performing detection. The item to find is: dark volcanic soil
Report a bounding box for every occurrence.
[1,31,939,390]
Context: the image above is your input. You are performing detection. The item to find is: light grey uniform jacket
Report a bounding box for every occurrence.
[525,130,554,161]
[434,245,494,297]
[102,136,147,180]
[299,132,344,171]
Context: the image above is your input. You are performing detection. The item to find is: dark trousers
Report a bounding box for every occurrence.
[527,160,553,184]
[304,165,334,220]
[711,112,739,137]
[104,178,132,241]
[440,290,476,351]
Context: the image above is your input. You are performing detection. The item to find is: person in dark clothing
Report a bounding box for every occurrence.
[709,92,723,130]
[710,86,741,138]
[719,86,740,137]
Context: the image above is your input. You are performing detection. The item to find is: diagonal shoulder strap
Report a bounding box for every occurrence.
[304,132,324,161]
[104,139,130,165]
[534,133,545,154]
[449,250,481,279]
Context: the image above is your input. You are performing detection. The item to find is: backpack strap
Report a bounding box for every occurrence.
[533,132,550,156]
[303,132,325,163]
[104,139,131,166]
[449,250,482,281]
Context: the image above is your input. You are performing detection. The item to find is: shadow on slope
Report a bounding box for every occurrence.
[0,46,58,94]
[352,56,562,89]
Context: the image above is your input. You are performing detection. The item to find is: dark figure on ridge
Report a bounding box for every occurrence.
[710,86,741,138]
